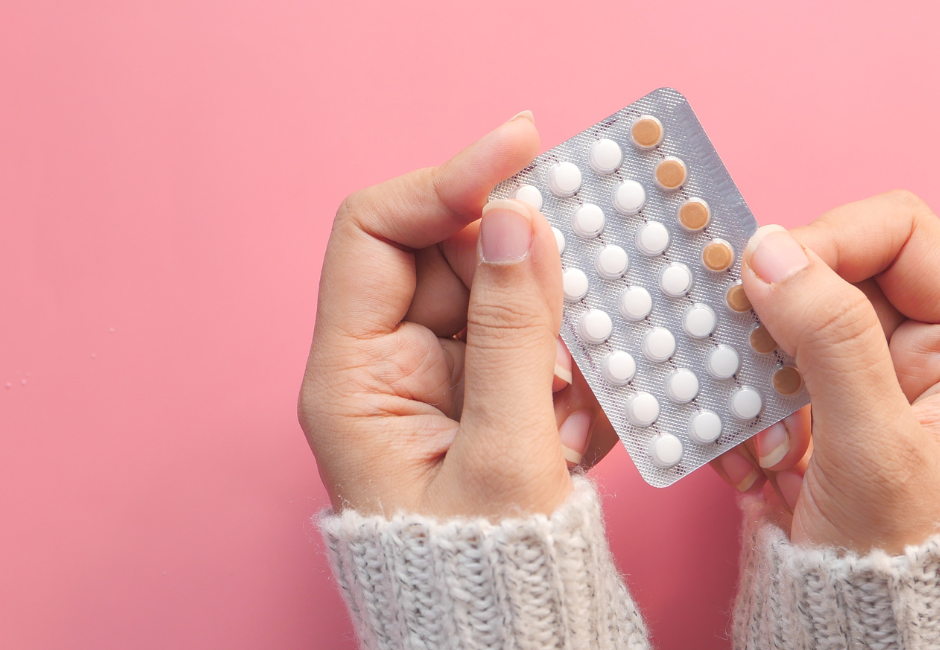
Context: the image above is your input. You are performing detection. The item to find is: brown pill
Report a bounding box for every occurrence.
[773,366,803,396]
[702,239,734,272]
[631,116,664,149]
[725,284,752,313]
[678,199,710,231]
[655,157,687,190]
[749,324,777,354]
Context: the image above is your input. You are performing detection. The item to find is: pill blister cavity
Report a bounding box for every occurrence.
[548,162,582,197]
[654,157,687,191]
[649,434,683,468]
[706,344,740,379]
[636,221,670,256]
[571,203,605,239]
[552,227,566,254]
[626,391,660,427]
[589,138,623,174]
[773,366,803,396]
[702,238,735,273]
[725,283,752,313]
[659,262,693,297]
[642,327,676,363]
[563,268,589,303]
[513,184,543,211]
[579,309,613,344]
[665,368,700,403]
[603,351,636,385]
[619,286,653,321]
[729,386,763,420]
[688,410,723,444]
[677,198,711,231]
[682,303,717,338]
[749,323,777,354]
[612,180,646,215]
[630,115,664,150]
[595,245,628,280]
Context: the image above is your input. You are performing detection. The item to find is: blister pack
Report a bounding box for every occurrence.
[489,88,810,487]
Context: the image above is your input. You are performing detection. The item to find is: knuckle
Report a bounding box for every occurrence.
[886,188,928,213]
[801,285,879,351]
[467,298,548,343]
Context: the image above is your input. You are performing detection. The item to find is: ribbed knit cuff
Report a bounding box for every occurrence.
[319,476,650,650]
[734,496,940,650]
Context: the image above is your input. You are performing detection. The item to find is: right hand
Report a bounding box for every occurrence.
[711,191,940,555]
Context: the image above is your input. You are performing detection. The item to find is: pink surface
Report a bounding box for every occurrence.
[1,1,938,648]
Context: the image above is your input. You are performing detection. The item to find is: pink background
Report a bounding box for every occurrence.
[2,1,938,648]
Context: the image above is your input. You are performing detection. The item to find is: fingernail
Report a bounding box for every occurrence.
[776,470,803,510]
[480,200,533,263]
[744,225,809,284]
[721,452,760,492]
[559,411,591,466]
[756,421,791,468]
[553,338,573,388]
[509,110,535,124]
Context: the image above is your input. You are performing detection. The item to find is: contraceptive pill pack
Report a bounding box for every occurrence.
[490,88,810,487]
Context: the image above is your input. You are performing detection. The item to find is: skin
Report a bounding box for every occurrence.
[300,114,940,554]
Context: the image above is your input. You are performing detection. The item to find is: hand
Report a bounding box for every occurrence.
[712,191,940,554]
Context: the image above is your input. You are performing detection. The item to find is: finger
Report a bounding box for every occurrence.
[553,362,618,468]
[317,112,539,337]
[753,407,812,471]
[552,337,573,393]
[890,321,940,402]
[405,244,472,337]
[853,278,906,342]
[790,190,940,324]
[709,446,765,493]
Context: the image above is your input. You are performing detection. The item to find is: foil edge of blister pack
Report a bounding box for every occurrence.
[489,87,810,487]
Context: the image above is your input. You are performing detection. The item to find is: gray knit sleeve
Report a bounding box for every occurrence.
[734,495,940,649]
[318,476,650,650]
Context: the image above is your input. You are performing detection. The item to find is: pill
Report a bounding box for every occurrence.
[548,162,582,197]
[665,368,700,403]
[595,245,629,279]
[659,262,693,297]
[579,309,613,344]
[705,344,740,379]
[563,268,589,302]
[626,391,660,427]
[589,138,623,174]
[773,366,803,396]
[725,282,752,313]
[749,323,777,354]
[682,303,717,338]
[677,198,711,231]
[636,221,670,256]
[619,286,653,321]
[649,434,683,468]
[571,203,605,238]
[552,226,566,254]
[602,350,637,385]
[513,184,543,211]
[654,157,687,191]
[688,410,723,444]
[642,327,676,363]
[630,115,664,150]
[612,180,647,215]
[729,386,763,420]
[702,238,735,272]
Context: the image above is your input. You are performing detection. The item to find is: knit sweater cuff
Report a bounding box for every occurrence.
[319,476,650,650]
[734,495,940,649]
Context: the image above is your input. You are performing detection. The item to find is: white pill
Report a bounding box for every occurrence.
[562,268,589,303]
[626,391,660,427]
[619,286,653,321]
[571,203,605,238]
[579,309,613,345]
[665,368,700,403]
[548,162,582,197]
[513,184,543,211]
[729,386,763,420]
[659,262,693,297]
[595,245,628,279]
[636,221,670,256]
[642,327,676,363]
[688,410,723,444]
[602,351,636,385]
[682,303,717,338]
[649,434,683,468]
[612,180,646,215]
[552,226,566,254]
[589,138,623,174]
[705,345,740,380]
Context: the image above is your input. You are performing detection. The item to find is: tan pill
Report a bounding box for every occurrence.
[773,366,803,396]
[702,239,734,273]
[677,198,711,231]
[654,157,687,191]
[631,115,664,149]
[749,324,777,354]
[725,283,752,313]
